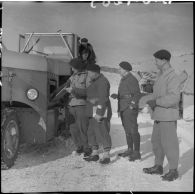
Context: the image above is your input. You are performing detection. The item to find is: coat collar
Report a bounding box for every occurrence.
[160,67,175,77]
[73,70,87,76]
[121,72,132,81]
[91,73,102,82]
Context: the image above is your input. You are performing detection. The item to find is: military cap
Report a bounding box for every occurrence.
[119,61,132,71]
[69,58,86,70]
[81,38,88,43]
[153,49,171,61]
[86,64,100,73]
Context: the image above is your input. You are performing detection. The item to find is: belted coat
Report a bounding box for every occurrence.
[118,72,141,112]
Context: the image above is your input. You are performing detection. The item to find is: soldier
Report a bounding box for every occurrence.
[80,64,112,164]
[79,38,96,64]
[65,58,91,157]
[79,48,94,69]
[142,49,181,181]
[111,61,141,161]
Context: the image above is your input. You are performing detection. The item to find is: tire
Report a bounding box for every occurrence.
[1,110,20,169]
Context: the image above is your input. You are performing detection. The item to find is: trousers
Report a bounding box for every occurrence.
[152,121,179,169]
[68,106,89,150]
[87,118,112,152]
[121,108,140,151]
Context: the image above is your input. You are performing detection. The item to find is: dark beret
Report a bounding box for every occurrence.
[69,58,86,70]
[81,38,88,43]
[86,64,100,73]
[119,61,132,71]
[153,49,171,61]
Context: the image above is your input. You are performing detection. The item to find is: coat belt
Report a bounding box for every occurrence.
[119,94,133,99]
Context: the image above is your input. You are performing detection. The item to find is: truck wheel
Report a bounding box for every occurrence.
[1,111,20,169]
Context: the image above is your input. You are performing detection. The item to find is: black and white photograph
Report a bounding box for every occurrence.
[1,1,194,193]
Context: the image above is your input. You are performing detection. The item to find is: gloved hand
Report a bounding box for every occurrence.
[88,98,98,105]
[94,114,103,122]
[129,100,138,110]
[65,87,72,93]
[110,93,118,99]
[146,100,157,111]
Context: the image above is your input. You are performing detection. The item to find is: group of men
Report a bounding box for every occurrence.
[56,41,183,181]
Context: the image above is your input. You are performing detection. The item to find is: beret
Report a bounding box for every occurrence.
[119,61,132,71]
[81,38,88,43]
[86,64,100,73]
[153,49,171,61]
[69,58,86,70]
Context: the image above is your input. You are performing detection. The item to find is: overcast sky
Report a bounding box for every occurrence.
[2,2,193,68]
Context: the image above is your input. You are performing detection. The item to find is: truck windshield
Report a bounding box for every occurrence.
[19,33,78,60]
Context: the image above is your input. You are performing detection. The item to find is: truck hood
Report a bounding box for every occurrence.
[2,49,71,75]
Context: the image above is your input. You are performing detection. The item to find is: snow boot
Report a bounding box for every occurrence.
[99,151,110,165]
[129,151,141,161]
[84,155,99,162]
[83,148,92,157]
[161,169,179,181]
[143,165,163,175]
[99,158,110,164]
[118,149,133,157]
[76,146,84,155]
[84,149,99,162]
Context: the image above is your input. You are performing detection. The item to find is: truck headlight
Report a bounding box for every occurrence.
[26,88,39,100]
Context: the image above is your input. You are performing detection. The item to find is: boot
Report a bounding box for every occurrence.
[118,149,133,157]
[99,151,110,165]
[84,149,99,162]
[76,146,83,155]
[129,151,141,161]
[99,158,110,164]
[161,169,179,181]
[84,155,99,162]
[83,148,92,157]
[143,165,163,175]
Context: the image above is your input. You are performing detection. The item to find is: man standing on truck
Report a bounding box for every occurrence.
[79,48,95,69]
[142,49,181,181]
[65,58,92,157]
[111,62,141,161]
[79,38,96,64]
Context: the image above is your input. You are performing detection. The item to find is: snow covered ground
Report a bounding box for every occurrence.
[1,109,194,193]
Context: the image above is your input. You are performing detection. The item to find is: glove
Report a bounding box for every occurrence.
[87,98,98,104]
[94,114,103,122]
[65,87,72,93]
[129,100,138,110]
[146,100,157,111]
[110,93,118,99]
